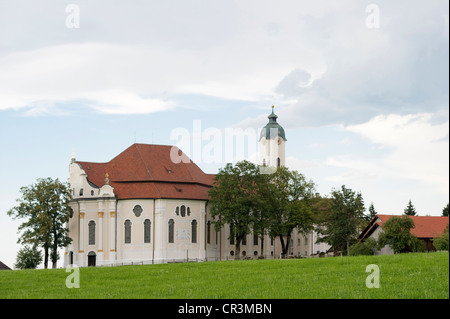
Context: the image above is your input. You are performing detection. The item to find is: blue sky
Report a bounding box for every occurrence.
[0,0,448,269]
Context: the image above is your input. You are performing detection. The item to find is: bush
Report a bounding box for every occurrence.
[433,224,449,251]
[14,245,42,269]
[349,238,377,256]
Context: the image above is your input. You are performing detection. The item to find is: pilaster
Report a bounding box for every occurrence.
[109,211,116,262]
[78,212,85,266]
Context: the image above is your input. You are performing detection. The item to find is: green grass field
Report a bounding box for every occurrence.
[0,252,448,299]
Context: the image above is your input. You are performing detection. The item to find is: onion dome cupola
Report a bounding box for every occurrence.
[259,105,287,141]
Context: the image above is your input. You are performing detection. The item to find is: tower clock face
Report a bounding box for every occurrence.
[277,137,282,145]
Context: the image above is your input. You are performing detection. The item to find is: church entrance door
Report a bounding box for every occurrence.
[88,251,96,267]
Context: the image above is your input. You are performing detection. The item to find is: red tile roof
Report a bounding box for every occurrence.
[76,143,214,200]
[359,214,449,240]
[377,214,449,238]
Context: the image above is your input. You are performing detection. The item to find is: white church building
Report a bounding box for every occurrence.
[64,107,330,267]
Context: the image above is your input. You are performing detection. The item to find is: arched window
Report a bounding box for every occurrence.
[191,220,197,244]
[88,220,95,245]
[144,219,151,243]
[180,205,186,217]
[124,220,132,244]
[253,233,258,246]
[277,157,281,168]
[230,224,234,245]
[207,221,211,244]
[79,188,84,196]
[168,219,174,243]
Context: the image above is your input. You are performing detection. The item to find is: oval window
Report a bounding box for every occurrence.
[133,205,143,217]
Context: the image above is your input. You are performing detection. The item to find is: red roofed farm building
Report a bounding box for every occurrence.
[358,214,449,254]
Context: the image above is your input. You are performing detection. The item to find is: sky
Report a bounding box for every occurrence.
[0,0,448,269]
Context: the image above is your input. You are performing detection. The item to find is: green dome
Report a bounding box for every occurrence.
[259,107,287,141]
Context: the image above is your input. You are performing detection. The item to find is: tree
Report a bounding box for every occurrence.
[377,216,424,253]
[7,177,73,269]
[316,185,365,255]
[208,161,261,260]
[404,200,417,216]
[251,170,274,257]
[266,167,316,258]
[433,223,449,251]
[311,195,333,226]
[367,202,377,221]
[442,203,449,217]
[14,245,42,269]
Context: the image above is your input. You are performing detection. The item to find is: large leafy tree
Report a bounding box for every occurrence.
[266,167,316,258]
[311,195,333,225]
[208,161,262,260]
[377,215,424,253]
[317,185,365,255]
[8,177,73,269]
[251,169,274,257]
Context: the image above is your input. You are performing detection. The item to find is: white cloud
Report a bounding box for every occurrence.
[85,90,174,115]
[271,1,449,128]
[0,0,447,124]
[328,113,449,193]
[286,156,321,171]
[0,40,310,115]
[0,43,178,114]
[0,1,330,116]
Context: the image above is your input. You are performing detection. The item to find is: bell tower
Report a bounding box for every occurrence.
[258,105,287,169]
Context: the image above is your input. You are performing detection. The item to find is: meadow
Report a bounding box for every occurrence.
[0,252,448,299]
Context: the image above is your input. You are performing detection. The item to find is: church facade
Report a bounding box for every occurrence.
[64,108,330,267]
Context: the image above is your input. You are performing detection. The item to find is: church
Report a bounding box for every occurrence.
[64,107,330,267]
